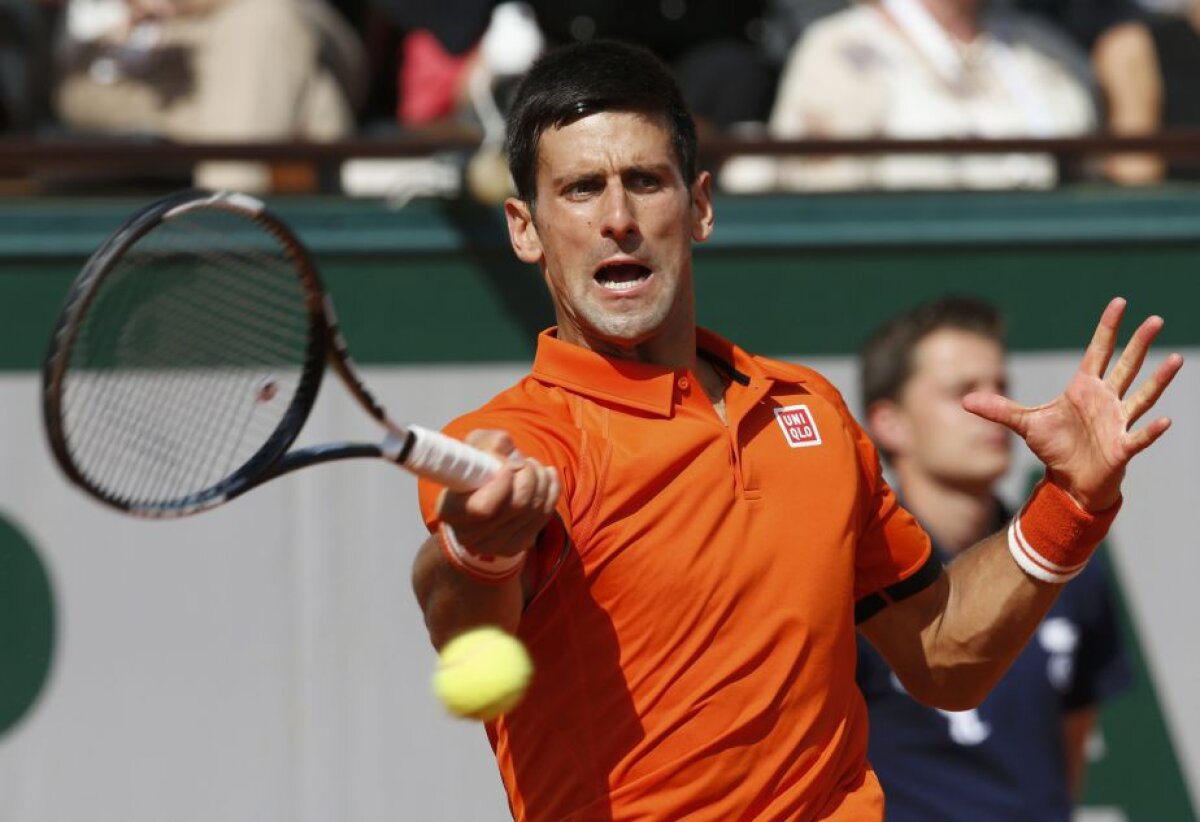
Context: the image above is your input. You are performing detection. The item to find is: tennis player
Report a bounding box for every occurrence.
[411,40,1182,820]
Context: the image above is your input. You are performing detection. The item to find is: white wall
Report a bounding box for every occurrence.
[0,349,1195,820]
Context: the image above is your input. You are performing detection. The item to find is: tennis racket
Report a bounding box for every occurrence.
[42,190,501,518]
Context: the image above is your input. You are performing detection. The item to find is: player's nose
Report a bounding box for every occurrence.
[600,186,639,243]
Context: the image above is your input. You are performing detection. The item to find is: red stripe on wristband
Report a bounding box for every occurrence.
[1007,479,1121,584]
[438,523,527,584]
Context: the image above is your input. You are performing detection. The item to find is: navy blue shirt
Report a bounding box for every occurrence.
[857,502,1132,822]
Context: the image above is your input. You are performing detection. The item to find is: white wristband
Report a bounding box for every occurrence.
[1007,518,1088,584]
[439,523,527,582]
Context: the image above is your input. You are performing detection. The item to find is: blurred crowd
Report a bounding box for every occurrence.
[2,0,1198,193]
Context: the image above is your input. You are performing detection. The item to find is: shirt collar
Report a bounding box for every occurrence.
[530,327,806,417]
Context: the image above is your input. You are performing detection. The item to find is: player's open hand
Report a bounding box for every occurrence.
[435,430,560,558]
[962,298,1183,512]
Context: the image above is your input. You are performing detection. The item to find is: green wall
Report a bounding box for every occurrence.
[3,188,1200,372]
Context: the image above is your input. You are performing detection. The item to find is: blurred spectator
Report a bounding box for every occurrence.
[857,296,1132,821]
[397,29,475,128]
[377,0,776,132]
[0,0,58,133]
[54,0,367,191]
[761,0,854,65]
[526,0,775,132]
[1011,0,1140,50]
[767,0,1096,190]
[1093,0,1200,183]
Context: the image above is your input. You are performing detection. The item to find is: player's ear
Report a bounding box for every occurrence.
[505,197,543,264]
[690,170,714,243]
[866,399,912,457]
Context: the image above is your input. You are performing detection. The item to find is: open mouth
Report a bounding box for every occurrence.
[594,262,652,292]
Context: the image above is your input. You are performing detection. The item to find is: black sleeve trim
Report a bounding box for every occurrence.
[854,553,944,624]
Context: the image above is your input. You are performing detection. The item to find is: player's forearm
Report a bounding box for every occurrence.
[920,530,1064,708]
[412,535,524,649]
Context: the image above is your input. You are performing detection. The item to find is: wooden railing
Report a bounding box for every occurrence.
[2,129,1199,186]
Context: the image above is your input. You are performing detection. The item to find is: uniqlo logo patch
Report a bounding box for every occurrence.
[774,405,822,448]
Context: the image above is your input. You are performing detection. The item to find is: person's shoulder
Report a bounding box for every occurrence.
[806,4,884,36]
[786,4,900,81]
[436,374,562,433]
[753,355,852,407]
[1093,17,1156,67]
[988,9,1093,70]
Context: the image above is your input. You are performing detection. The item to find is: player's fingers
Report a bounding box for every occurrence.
[1079,297,1126,377]
[455,483,555,557]
[450,460,555,535]
[463,429,523,464]
[437,462,517,521]
[962,392,1029,435]
[508,458,548,510]
[527,460,554,514]
[1107,315,1164,397]
[1124,352,1183,424]
[1125,416,1173,458]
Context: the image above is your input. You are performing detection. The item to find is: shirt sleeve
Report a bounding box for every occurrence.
[847,415,940,623]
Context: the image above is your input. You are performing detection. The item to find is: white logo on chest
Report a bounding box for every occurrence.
[774,404,822,448]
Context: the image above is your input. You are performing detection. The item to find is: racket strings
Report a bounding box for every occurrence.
[60,208,316,507]
[70,267,305,503]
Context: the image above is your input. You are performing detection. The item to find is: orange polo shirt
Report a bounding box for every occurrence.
[418,328,936,821]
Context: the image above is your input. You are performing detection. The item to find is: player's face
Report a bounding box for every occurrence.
[505,111,713,358]
[895,329,1011,490]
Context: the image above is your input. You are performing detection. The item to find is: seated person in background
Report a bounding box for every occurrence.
[768,0,1097,190]
[525,0,777,133]
[1093,0,1200,183]
[1012,0,1142,51]
[54,0,366,192]
[856,297,1132,821]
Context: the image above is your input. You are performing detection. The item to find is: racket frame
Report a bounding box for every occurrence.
[44,191,329,516]
[43,190,498,518]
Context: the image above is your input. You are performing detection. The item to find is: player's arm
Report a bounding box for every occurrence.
[862,299,1181,710]
[860,529,1063,709]
[412,429,559,648]
[1092,21,1165,184]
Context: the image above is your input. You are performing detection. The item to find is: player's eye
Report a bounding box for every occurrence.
[564,178,603,198]
[627,172,661,192]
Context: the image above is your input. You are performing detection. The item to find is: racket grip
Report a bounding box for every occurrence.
[401,426,503,492]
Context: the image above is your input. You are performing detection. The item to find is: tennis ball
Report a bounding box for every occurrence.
[433,627,533,721]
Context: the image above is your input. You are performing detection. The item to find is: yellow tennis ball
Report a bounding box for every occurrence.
[433,627,533,721]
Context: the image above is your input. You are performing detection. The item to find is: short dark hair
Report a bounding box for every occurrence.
[859,296,1006,411]
[504,40,698,204]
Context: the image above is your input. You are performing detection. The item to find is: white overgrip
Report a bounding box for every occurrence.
[402,426,502,491]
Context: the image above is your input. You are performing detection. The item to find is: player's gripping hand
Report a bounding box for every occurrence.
[435,429,560,559]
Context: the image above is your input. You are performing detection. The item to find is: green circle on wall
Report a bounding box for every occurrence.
[0,512,55,738]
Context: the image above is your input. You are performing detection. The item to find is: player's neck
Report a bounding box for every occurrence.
[894,466,999,555]
[558,305,698,371]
